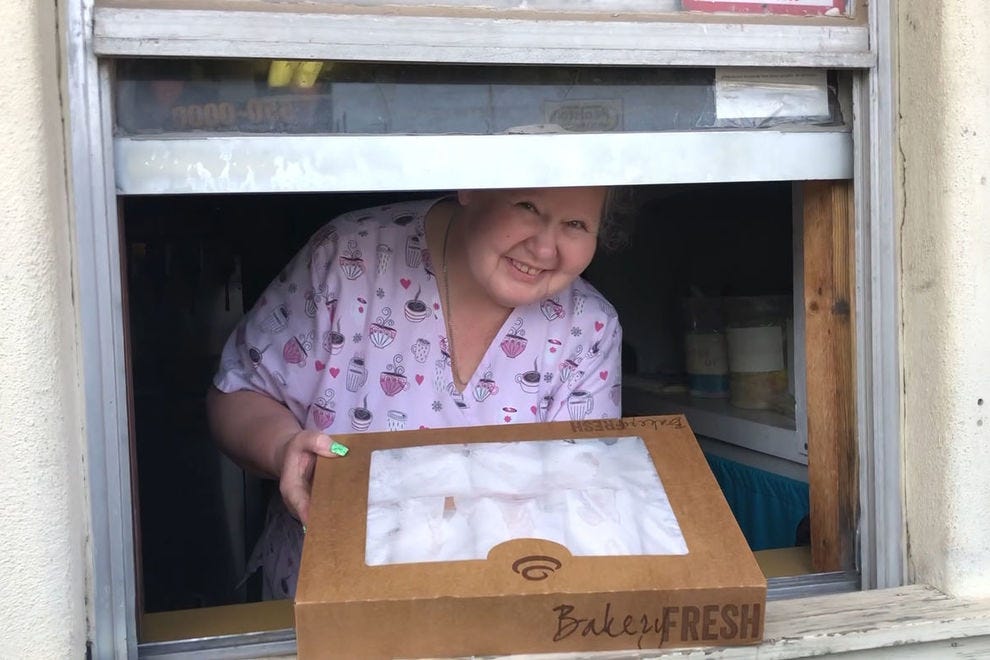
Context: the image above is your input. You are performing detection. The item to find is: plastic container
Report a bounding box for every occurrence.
[723,296,791,411]
[682,297,730,399]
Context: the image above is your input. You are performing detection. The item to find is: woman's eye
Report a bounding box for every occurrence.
[566,220,589,231]
[516,201,538,213]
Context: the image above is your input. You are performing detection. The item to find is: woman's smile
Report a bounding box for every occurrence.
[507,257,547,278]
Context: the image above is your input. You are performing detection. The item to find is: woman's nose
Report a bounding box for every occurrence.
[527,222,557,260]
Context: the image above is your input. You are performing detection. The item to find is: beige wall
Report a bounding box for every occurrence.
[0,1,88,656]
[898,0,990,599]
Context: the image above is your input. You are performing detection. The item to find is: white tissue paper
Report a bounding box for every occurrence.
[389,496,475,563]
[469,441,545,496]
[541,441,604,489]
[365,502,401,565]
[365,436,688,565]
[469,496,569,557]
[369,444,472,503]
[562,488,643,556]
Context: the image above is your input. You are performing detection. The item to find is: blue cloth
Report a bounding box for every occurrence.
[704,453,809,551]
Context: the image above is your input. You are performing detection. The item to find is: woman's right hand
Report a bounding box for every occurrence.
[274,429,345,525]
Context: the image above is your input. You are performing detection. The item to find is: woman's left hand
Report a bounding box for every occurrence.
[206,387,348,525]
[274,429,344,525]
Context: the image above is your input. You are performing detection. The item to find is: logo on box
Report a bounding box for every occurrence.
[512,555,563,581]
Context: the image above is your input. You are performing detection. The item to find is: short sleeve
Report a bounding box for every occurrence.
[213,227,342,425]
[547,311,623,422]
[541,286,622,421]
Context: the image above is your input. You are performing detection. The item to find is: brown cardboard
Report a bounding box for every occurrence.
[296,416,766,658]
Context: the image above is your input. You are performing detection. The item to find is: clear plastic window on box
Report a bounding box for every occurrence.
[365,435,688,565]
[113,59,845,137]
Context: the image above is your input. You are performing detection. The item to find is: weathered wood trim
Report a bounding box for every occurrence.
[651,585,990,658]
[803,179,858,572]
[136,585,990,657]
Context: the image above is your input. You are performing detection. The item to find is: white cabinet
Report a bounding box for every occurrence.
[623,376,807,481]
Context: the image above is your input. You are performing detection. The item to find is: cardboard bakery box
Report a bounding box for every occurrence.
[296,416,766,659]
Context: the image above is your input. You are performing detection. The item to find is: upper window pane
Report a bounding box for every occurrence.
[114,60,845,137]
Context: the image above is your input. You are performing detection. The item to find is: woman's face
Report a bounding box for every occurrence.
[455,187,606,309]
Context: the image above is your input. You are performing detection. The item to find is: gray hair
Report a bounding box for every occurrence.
[598,186,637,252]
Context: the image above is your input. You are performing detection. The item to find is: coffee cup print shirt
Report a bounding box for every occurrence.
[214,197,623,435]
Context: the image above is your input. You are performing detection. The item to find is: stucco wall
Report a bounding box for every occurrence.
[0,1,88,656]
[899,1,990,598]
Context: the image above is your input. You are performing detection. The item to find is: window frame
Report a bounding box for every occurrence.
[114,132,854,194]
[66,1,902,657]
[94,1,871,68]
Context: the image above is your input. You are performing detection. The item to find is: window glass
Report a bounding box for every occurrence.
[114,60,845,137]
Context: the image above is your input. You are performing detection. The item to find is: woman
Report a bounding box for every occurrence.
[207,187,625,599]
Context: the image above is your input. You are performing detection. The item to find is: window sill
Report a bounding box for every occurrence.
[663,584,990,658]
[138,584,990,658]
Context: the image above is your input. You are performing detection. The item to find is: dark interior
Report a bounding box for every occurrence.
[122,182,794,612]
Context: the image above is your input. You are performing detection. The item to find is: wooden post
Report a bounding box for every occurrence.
[803,180,857,572]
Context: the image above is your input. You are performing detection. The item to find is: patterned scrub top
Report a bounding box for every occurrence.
[213,197,623,598]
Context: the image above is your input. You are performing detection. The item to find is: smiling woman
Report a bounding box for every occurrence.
[437,188,608,388]
[454,190,604,296]
[206,187,625,599]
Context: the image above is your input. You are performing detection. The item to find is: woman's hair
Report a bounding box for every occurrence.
[598,186,637,252]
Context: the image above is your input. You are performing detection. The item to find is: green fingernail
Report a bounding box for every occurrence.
[330,441,349,456]
[302,525,307,535]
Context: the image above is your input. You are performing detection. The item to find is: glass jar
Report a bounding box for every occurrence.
[723,295,792,411]
[682,297,730,399]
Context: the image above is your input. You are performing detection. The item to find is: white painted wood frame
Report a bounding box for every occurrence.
[93,2,873,68]
[114,131,853,195]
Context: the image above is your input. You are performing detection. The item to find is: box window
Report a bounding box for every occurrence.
[365,437,688,564]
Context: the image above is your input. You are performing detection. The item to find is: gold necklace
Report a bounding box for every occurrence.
[440,213,469,390]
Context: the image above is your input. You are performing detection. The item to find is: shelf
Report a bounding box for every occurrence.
[697,435,807,483]
[623,374,808,466]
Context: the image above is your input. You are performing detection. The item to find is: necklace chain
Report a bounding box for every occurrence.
[440,213,469,390]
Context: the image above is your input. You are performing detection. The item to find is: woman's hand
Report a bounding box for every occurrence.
[206,387,348,525]
[274,429,344,525]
